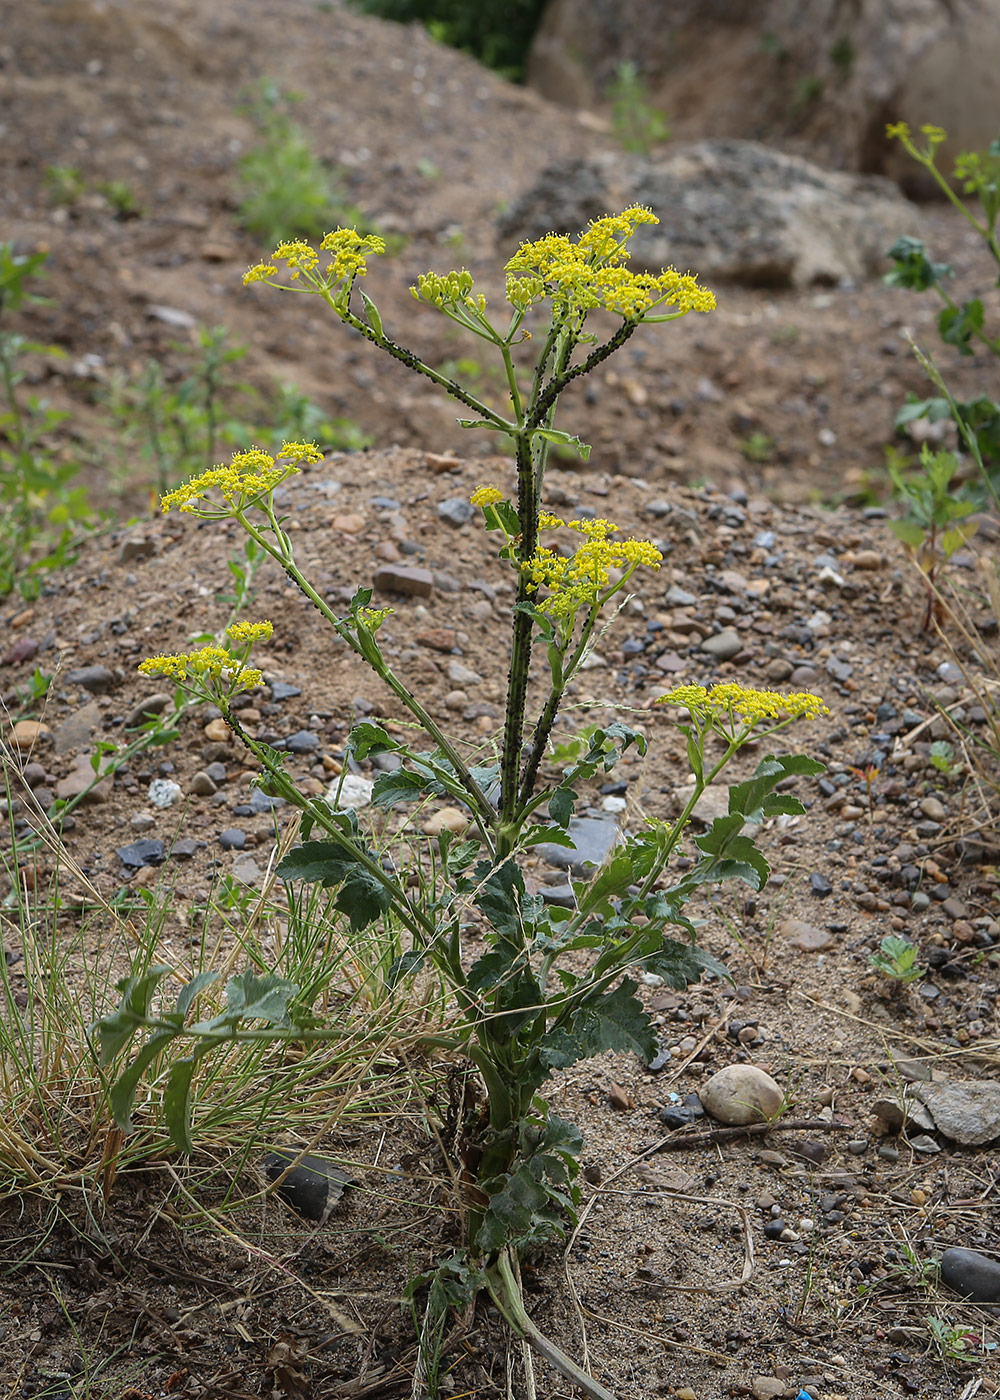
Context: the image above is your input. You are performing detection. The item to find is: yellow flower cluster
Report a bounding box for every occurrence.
[411,268,487,315]
[138,646,263,691]
[226,620,273,644]
[243,229,386,287]
[504,207,715,321]
[470,484,505,507]
[657,683,829,725]
[523,515,662,618]
[159,442,322,514]
[357,606,394,631]
[885,121,947,152]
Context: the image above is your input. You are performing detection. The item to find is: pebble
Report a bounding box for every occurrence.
[940,1246,1000,1303]
[148,778,182,809]
[333,512,365,533]
[438,497,474,526]
[2,635,40,665]
[422,807,469,837]
[920,795,947,821]
[190,770,218,796]
[701,628,742,660]
[373,564,434,597]
[416,627,455,653]
[232,854,264,885]
[170,837,203,859]
[809,872,833,897]
[126,692,172,727]
[326,774,374,811]
[700,1065,783,1125]
[781,918,833,952]
[540,883,575,908]
[9,720,51,750]
[219,829,246,851]
[537,816,620,878]
[204,718,231,742]
[131,812,155,831]
[448,661,482,686]
[283,729,320,754]
[270,681,302,701]
[66,665,116,694]
[117,838,166,869]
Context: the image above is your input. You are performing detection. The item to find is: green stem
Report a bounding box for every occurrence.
[484,1250,618,1400]
[235,513,496,834]
[220,706,439,948]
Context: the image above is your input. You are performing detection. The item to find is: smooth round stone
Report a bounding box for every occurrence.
[941,1247,1000,1302]
[700,1065,783,1125]
[190,770,218,796]
[219,828,246,850]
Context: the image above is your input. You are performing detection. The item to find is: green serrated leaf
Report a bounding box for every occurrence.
[370,768,429,808]
[640,938,729,989]
[539,979,654,1070]
[548,786,577,828]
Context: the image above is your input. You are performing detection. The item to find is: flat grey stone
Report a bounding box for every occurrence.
[538,817,621,878]
[438,497,475,526]
[66,665,116,694]
[914,1080,1000,1146]
[117,838,166,868]
[283,729,320,754]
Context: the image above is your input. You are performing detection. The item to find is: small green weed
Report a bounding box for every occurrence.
[885,442,978,630]
[607,61,670,155]
[868,934,924,985]
[44,165,85,207]
[741,431,776,463]
[236,79,357,245]
[97,180,142,219]
[0,244,95,598]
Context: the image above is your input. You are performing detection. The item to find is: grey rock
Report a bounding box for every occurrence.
[248,787,284,814]
[538,816,621,878]
[448,660,482,686]
[117,838,166,868]
[540,882,576,908]
[941,1247,1000,1303]
[701,628,742,660]
[913,1080,1000,1146]
[326,774,374,811]
[219,829,247,851]
[283,729,320,754]
[232,854,264,886]
[53,701,102,754]
[498,142,919,289]
[666,584,697,606]
[438,497,475,527]
[66,665,116,694]
[170,837,203,859]
[190,770,218,796]
[126,692,172,728]
[270,681,302,701]
[118,535,155,564]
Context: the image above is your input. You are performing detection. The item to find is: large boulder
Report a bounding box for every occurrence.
[496,141,920,288]
[527,0,1000,186]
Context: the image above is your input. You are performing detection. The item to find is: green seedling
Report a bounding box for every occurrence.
[885,443,978,629]
[868,934,924,985]
[607,61,670,155]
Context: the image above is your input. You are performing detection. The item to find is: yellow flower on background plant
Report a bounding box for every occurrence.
[657,683,828,726]
[470,485,505,507]
[226,620,274,644]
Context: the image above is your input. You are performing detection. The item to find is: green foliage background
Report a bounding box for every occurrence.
[346,0,547,79]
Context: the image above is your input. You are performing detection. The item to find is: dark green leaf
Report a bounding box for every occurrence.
[176,971,218,1019]
[108,1029,176,1133]
[640,938,729,989]
[539,979,655,1070]
[370,768,430,808]
[548,786,577,828]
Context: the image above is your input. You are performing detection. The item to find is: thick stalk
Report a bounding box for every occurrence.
[498,430,539,849]
[485,1250,617,1400]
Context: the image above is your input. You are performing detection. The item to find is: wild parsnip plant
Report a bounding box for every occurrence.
[104,208,827,1398]
[885,123,1000,492]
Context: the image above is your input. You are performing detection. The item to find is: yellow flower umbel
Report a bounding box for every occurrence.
[138,645,263,694]
[139,619,273,700]
[523,514,662,619]
[658,683,829,740]
[159,442,322,517]
[243,228,387,293]
[504,206,715,323]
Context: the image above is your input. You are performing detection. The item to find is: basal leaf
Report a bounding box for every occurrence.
[109,1028,176,1133]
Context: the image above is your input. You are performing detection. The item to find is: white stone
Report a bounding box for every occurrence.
[326,774,374,811]
[148,778,182,809]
